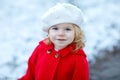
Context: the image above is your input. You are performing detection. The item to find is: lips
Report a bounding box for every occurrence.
[57,39,66,41]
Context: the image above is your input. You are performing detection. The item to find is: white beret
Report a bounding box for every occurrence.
[41,3,84,32]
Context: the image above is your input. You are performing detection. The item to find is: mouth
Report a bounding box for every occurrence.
[57,39,66,41]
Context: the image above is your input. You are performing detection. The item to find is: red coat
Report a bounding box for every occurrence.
[19,40,89,80]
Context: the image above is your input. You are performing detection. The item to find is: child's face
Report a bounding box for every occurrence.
[48,23,75,50]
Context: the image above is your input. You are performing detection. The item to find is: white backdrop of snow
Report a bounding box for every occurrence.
[0,0,120,79]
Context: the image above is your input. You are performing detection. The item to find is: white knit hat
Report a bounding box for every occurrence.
[41,3,84,32]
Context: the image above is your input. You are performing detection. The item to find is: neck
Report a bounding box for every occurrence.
[54,46,66,51]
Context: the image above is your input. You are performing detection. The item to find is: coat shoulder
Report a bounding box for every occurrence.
[73,49,87,58]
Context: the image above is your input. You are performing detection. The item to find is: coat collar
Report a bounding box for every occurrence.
[40,40,76,57]
[58,43,76,57]
[39,39,86,58]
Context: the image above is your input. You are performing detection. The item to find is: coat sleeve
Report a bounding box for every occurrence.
[18,44,41,80]
[72,55,89,80]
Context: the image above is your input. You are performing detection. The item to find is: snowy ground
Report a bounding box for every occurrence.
[0,0,120,79]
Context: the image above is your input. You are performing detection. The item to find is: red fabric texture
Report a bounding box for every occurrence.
[18,40,89,80]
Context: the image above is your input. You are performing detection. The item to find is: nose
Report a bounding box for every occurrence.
[58,29,65,36]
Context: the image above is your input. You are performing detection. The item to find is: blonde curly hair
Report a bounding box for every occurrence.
[72,24,85,50]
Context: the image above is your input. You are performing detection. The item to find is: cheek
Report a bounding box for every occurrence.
[49,33,55,40]
[68,32,75,40]
[71,32,75,37]
[71,35,75,41]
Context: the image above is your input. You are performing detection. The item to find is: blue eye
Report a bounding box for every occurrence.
[65,28,71,31]
[51,27,58,30]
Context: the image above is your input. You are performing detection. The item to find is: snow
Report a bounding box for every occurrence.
[0,0,120,79]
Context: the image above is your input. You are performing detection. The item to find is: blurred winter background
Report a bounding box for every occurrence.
[0,0,120,80]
